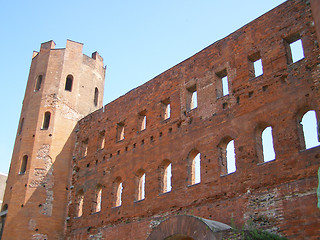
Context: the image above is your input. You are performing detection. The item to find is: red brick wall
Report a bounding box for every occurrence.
[2,40,105,240]
[66,0,320,239]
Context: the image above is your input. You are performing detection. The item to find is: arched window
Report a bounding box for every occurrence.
[188,150,201,185]
[18,117,24,136]
[135,170,145,201]
[114,177,123,207]
[34,75,43,91]
[218,137,236,175]
[76,190,84,217]
[164,163,172,193]
[65,75,73,92]
[94,87,99,106]
[42,111,51,130]
[159,160,172,193]
[226,140,236,174]
[93,185,102,213]
[300,110,320,149]
[261,126,276,162]
[19,155,28,174]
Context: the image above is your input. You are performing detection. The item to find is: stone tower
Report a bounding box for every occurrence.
[1,40,105,239]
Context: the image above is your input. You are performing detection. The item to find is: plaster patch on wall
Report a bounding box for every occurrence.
[150,219,162,229]
[30,145,53,188]
[245,189,284,232]
[29,145,54,216]
[28,219,36,231]
[40,189,53,216]
[43,94,59,108]
[43,93,83,121]
[89,228,103,240]
[32,233,48,240]
[36,144,53,172]
[60,102,83,121]
[29,168,47,188]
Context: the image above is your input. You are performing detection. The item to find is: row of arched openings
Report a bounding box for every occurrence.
[17,75,100,136]
[33,74,99,105]
[74,110,319,217]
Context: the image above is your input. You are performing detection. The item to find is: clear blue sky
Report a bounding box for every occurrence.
[0,0,286,174]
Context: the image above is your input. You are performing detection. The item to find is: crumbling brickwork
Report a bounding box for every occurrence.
[1,40,105,239]
[66,0,320,239]
[2,0,320,239]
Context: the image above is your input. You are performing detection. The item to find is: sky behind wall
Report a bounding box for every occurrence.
[0,0,287,174]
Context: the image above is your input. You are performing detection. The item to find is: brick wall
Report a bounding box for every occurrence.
[66,0,320,239]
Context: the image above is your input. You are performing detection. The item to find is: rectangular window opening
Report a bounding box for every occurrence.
[285,34,305,64]
[161,99,171,120]
[187,85,197,111]
[253,59,263,77]
[138,110,147,131]
[248,52,263,79]
[117,122,125,141]
[290,39,304,63]
[216,69,228,98]
[97,131,105,150]
[222,76,229,96]
[82,139,89,157]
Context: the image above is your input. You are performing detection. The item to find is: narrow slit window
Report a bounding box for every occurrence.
[136,172,145,201]
[219,138,236,175]
[222,76,229,96]
[65,75,73,92]
[117,122,125,141]
[301,110,320,149]
[42,111,51,130]
[165,104,171,119]
[226,140,236,174]
[139,173,145,200]
[216,69,228,98]
[82,139,88,157]
[189,150,201,185]
[262,126,276,162]
[76,191,84,217]
[138,111,147,131]
[193,153,201,184]
[116,182,123,207]
[18,118,24,136]
[187,85,197,111]
[142,116,146,130]
[97,131,105,150]
[34,75,43,91]
[191,91,197,109]
[162,162,172,193]
[19,155,28,174]
[94,87,99,106]
[93,187,102,213]
[161,99,171,120]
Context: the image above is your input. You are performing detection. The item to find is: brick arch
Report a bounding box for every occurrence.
[147,215,232,240]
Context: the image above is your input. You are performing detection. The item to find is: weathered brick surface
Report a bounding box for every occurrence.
[2,40,105,239]
[3,0,320,239]
[66,0,320,239]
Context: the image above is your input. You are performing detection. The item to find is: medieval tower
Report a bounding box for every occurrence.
[1,40,105,239]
